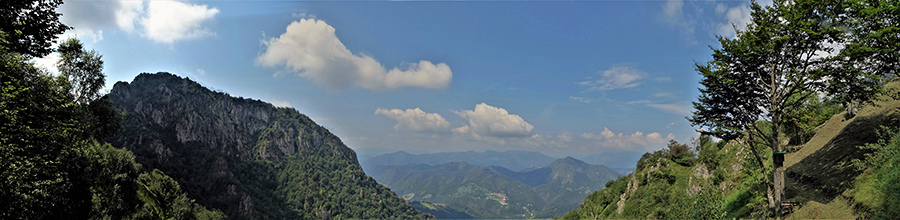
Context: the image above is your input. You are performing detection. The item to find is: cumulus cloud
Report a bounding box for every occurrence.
[579,64,646,92]
[661,0,695,36]
[715,4,752,38]
[141,0,219,44]
[580,127,671,151]
[257,19,453,91]
[376,108,450,133]
[56,0,218,44]
[453,103,534,138]
[556,132,574,142]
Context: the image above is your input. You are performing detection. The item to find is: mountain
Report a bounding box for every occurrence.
[105,72,431,220]
[367,157,620,218]
[360,150,557,172]
[410,201,474,219]
[561,80,900,219]
[575,151,644,172]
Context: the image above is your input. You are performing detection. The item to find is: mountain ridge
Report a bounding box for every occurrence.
[105,72,431,219]
[368,156,620,218]
[360,150,557,172]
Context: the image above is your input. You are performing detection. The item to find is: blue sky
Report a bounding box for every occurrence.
[39,0,764,158]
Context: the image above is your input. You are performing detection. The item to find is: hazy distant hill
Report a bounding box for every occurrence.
[360,150,557,172]
[367,157,620,218]
[105,73,430,219]
[575,151,643,172]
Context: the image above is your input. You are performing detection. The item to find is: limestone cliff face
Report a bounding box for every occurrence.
[108,72,349,162]
[106,72,429,220]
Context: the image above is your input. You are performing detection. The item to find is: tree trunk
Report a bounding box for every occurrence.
[774,158,784,219]
[772,120,784,219]
[767,185,775,209]
[749,130,776,209]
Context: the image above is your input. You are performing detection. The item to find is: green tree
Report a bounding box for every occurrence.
[830,0,899,105]
[57,38,105,104]
[0,0,70,57]
[688,0,879,218]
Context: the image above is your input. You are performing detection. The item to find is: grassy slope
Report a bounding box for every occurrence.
[560,80,900,219]
[784,80,900,219]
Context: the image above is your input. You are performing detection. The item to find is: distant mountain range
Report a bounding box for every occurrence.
[365,157,620,219]
[360,150,557,172]
[360,149,641,176]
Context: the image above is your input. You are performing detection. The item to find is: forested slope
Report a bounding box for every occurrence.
[106,72,431,219]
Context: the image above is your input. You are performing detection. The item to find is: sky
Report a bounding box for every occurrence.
[36,0,769,158]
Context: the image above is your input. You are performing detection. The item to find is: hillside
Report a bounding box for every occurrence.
[360,150,557,172]
[560,80,900,219]
[105,72,431,219]
[368,157,620,218]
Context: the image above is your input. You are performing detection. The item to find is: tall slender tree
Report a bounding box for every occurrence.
[688,0,888,218]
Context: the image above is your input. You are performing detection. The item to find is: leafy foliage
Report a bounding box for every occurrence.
[0,44,222,219]
[0,0,70,57]
[782,93,843,145]
[58,38,105,104]
[666,140,694,166]
[853,126,900,219]
[0,7,221,217]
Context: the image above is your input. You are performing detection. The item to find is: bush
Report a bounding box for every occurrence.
[666,140,695,166]
[853,126,900,219]
[665,184,726,220]
[697,135,720,170]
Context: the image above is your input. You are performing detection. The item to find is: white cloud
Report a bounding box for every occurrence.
[115,1,144,33]
[291,12,317,19]
[453,103,534,138]
[57,0,133,43]
[715,4,751,38]
[647,103,692,115]
[579,64,645,91]
[257,19,453,91]
[569,96,593,103]
[660,0,695,37]
[375,108,450,133]
[141,0,219,44]
[197,68,207,76]
[626,99,651,105]
[57,0,217,44]
[651,92,678,99]
[556,132,574,142]
[32,53,61,74]
[580,127,669,151]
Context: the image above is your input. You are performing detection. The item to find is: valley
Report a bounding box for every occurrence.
[363,151,621,218]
